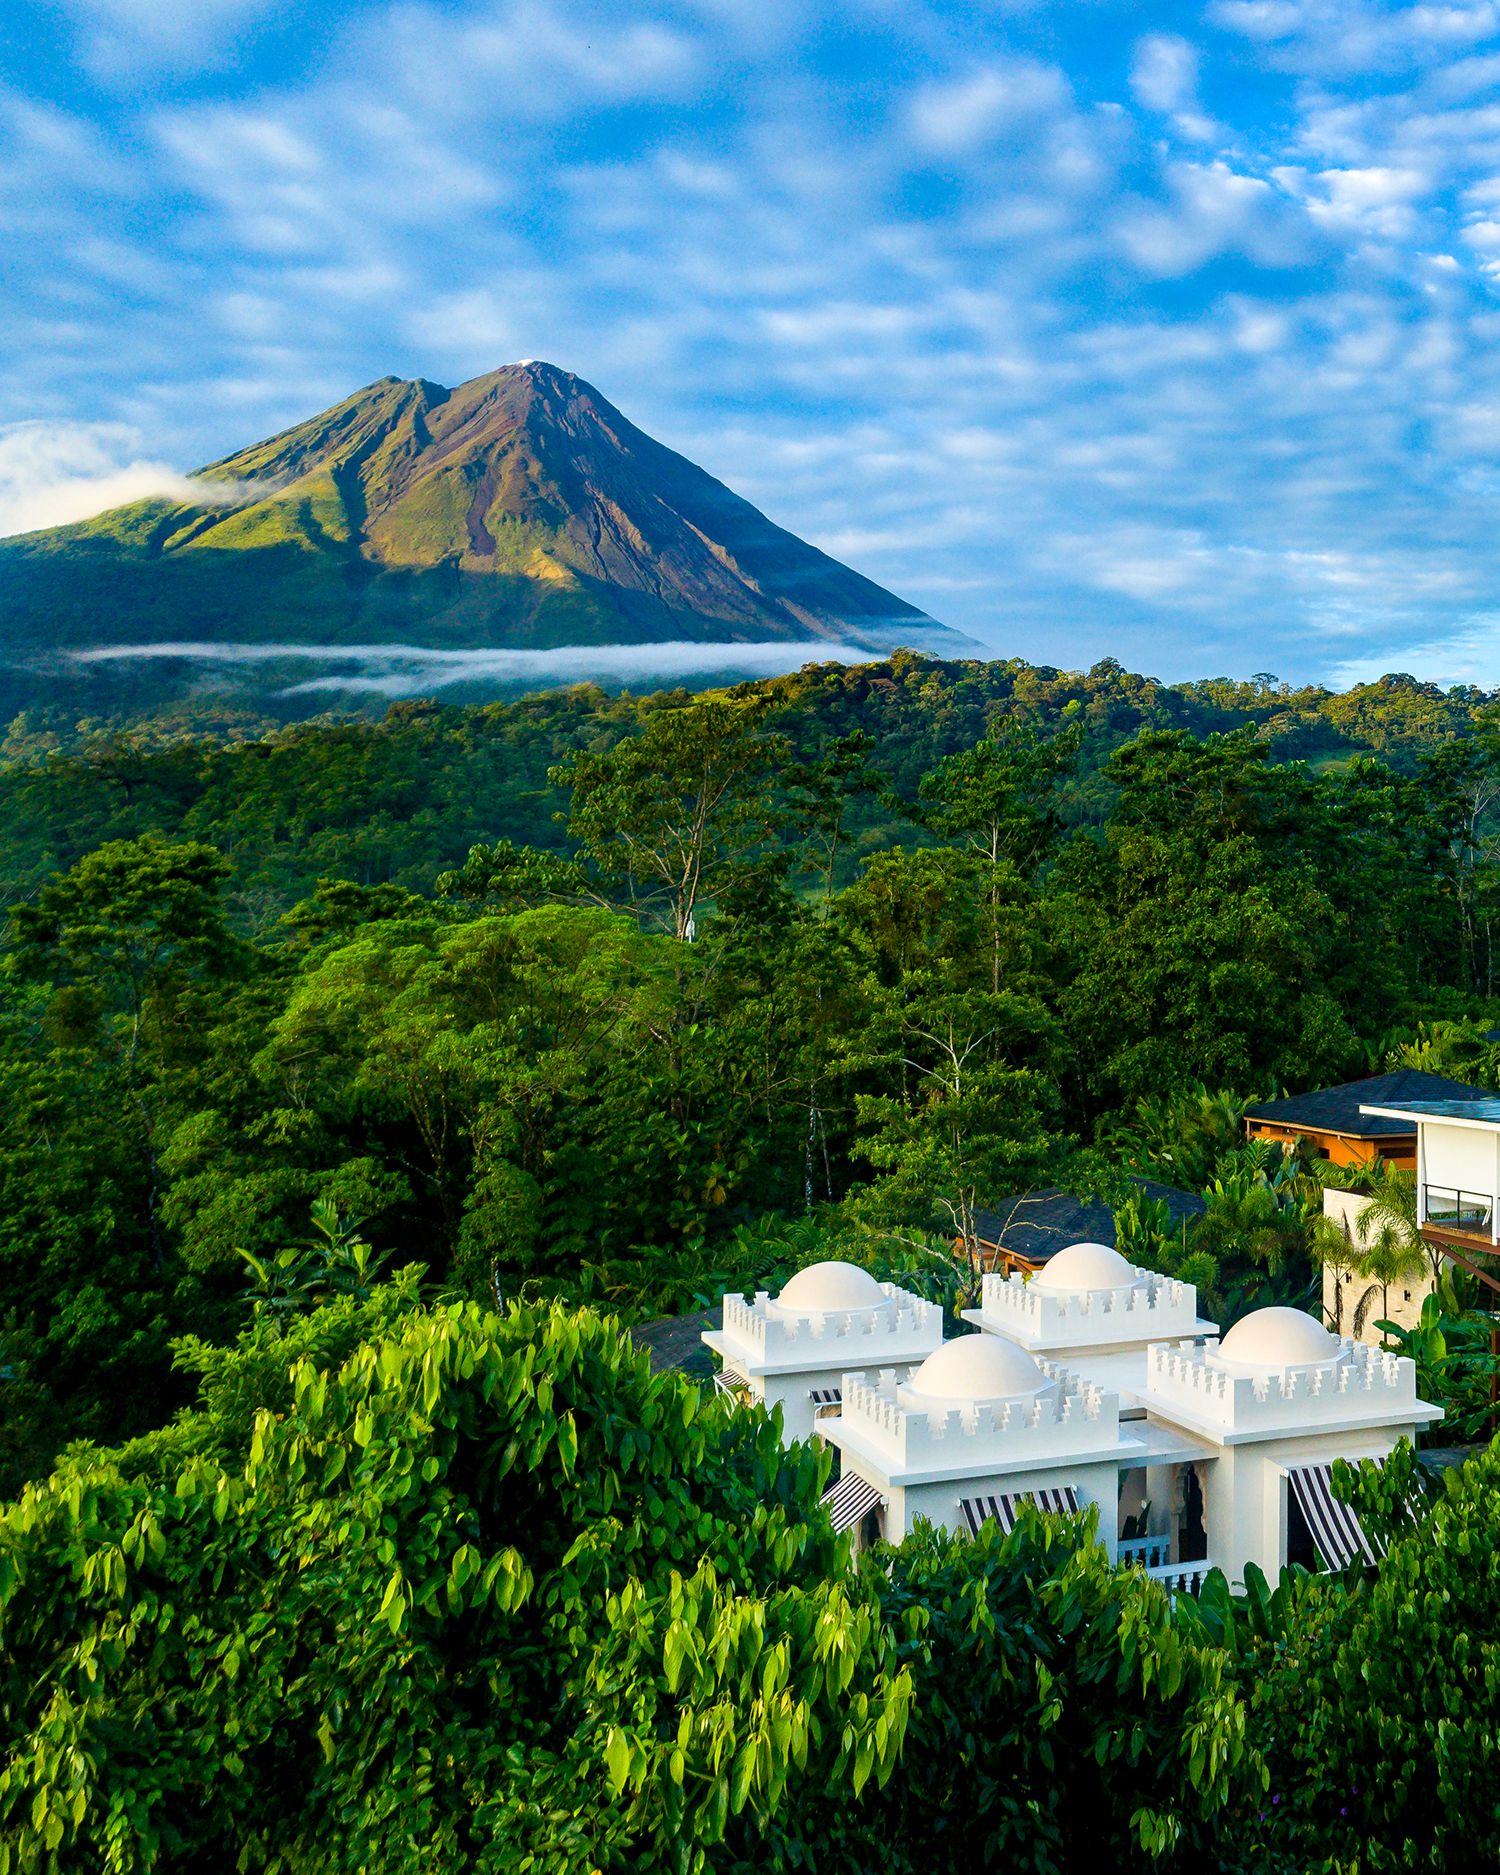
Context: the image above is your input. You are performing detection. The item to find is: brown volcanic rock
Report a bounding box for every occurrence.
[0,361,970,712]
[183,359,955,645]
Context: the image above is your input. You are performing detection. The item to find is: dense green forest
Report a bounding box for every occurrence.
[3,1279,1497,1872]
[5,652,1500,1486]
[0,652,1494,919]
[6,651,1500,1868]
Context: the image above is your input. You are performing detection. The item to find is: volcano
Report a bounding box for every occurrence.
[0,361,971,716]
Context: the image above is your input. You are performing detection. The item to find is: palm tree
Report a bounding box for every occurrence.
[1334,1172,1428,1341]
[1308,1210,1362,1337]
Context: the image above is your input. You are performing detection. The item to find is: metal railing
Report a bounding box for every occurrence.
[1422,1186,1495,1236]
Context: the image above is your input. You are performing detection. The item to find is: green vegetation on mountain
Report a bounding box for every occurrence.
[0,363,963,719]
[0,652,1490,920]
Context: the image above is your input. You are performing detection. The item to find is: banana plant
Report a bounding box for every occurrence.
[1376,1289,1500,1440]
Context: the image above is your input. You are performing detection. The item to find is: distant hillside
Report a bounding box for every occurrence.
[0,654,1487,925]
[0,362,971,718]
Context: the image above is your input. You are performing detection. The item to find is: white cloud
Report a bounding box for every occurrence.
[56,0,286,74]
[1115,161,1311,275]
[1274,163,1434,239]
[0,421,270,538]
[374,0,702,120]
[907,59,1071,155]
[1206,1,1303,41]
[68,638,883,696]
[1209,0,1500,74]
[1129,34,1221,141]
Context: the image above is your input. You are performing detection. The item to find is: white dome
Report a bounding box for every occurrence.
[905,1334,1045,1405]
[1033,1240,1139,1292]
[1216,1307,1339,1372]
[775,1260,888,1316]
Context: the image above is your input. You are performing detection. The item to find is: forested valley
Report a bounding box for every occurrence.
[5,652,1500,1484]
[6,651,1500,1871]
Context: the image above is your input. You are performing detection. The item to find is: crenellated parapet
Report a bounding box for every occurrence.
[837,1363,1121,1473]
[969,1267,1207,1350]
[1143,1337,1418,1438]
[713,1285,944,1375]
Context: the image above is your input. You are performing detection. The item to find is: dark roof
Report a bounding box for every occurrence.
[629,1306,719,1382]
[970,1178,1207,1266]
[1245,1070,1495,1137]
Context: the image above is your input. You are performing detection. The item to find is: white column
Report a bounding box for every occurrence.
[1416,1123,1426,1227]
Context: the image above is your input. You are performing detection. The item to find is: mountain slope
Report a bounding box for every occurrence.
[0,362,970,715]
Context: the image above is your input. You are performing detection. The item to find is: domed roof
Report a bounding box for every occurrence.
[775,1260,887,1316]
[1033,1240,1139,1292]
[905,1334,1045,1404]
[1216,1307,1339,1372]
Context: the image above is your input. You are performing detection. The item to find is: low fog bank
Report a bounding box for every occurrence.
[68,638,880,697]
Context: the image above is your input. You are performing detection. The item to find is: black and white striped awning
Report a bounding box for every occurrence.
[820,1472,882,1534]
[1286,1462,1381,1570]
[712,1361,748,1398]
[958,1486,1080,1539]
[808,1386,842,1406]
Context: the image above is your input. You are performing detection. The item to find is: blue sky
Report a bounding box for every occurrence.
[6,1,1500,685]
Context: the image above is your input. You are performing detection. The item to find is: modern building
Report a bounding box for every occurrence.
[706,1250,1440,1591]
[1315,1094,1500,1344]
[1360,1094,1500,1254]
[1245,1069,1493,1169]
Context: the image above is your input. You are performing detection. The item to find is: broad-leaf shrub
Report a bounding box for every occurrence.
[0,1289,908,1873]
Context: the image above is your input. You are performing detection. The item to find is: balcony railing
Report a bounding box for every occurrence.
[1422,1186,1495,1237]
[1118,1533,1173,1570]
[1144,1558,1214,1599]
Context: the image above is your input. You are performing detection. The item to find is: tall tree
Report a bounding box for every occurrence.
[551,696,790,939]
[911,722,1079,992]
[7,834,241,1267]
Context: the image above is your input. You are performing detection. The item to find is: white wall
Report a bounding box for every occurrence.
[759,1366,852,1445]
[1208,1426,1413,1589]
[1321,1188,1431,1344]
[887,1458,1121,1556]
[1421,1121,1500,1200]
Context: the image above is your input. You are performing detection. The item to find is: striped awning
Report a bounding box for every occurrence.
[958,1485,1080,1539]
[712,1361,747,1398]
[821,1472,882,1534]
[808,1386,842,1406]
[1286,1462,1381,1570]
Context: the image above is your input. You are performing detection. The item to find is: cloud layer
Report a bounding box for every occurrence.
[0,421,271,535]
[68,639,877,696]
[10,0,1500,683]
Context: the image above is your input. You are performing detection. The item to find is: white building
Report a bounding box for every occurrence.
[962,1239,1217,1399]
[825,1335,1129,1553]
[1360,1095,1500,1252]
[706,1250,1441,1591]
[1316,1096,1500,1344]
[1141,1307,1432,1581]
[701,1260,944,1445]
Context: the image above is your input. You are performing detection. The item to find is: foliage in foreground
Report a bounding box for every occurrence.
[1188,1440,1500,1872]
[0,1290,1253,1874]
[7,1290,1500,1871]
